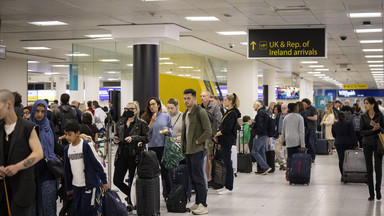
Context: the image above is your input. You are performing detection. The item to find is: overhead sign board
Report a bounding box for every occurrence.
[338,89,384,98]
[247,28,326,59]
[342,84,368,89]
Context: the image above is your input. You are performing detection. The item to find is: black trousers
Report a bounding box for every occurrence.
[186,150,207,206]
[149,146,172,198]
[335,145,353,176]
[355,131,363,148]
[363,144,383,197]
[113,148,137,204]
[0,182,31,216]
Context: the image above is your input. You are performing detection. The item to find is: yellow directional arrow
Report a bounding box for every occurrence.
[250,41,256,50]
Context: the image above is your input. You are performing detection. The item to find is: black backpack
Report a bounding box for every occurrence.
[267,115,276,138]
[137,150,161,179]
[56,106,75,135]
[166,184,188,213]
[103,190,129,216]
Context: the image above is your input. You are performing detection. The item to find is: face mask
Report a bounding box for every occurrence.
[123,110,135,118]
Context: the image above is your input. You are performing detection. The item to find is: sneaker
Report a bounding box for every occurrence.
[189,203,199,211]
[262,167,272,175]
[192,204,208,215]
[216,187,226,192]
[279,165,287,170]
[218,189,232,195]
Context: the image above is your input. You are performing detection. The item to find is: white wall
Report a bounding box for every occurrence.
[299,78,314,102]
[121,79,133,114]
[0,57,28,104]
[227,60,258,117]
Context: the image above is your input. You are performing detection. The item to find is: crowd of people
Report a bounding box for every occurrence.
[1,87,384,215]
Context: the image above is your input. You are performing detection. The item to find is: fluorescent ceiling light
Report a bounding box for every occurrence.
[178,74,185,77]
[240,42,248,45]
[314,74,325,76]
[160,62,174,65]
[99,76,103,79]
[44,72,60,75]
[52,65,69,68]
[23,47,51,50]
[159,57,170,60]
[363,49,383,52]
[185,16,219,21]
[185,74,191,77]
[28,61,40,63]
[300,61,318,64]
[107,78,120,81]
[367,60,383,63]
[307,72,321,74]
[360,40,383,44]
[258,75,263,77]
[28,21,68,26]
[107,71,119,74]
[99,59,120,62]
[127,64,133,67]
[216,31,247,36]
[91,37,114,40]
[28,69,35,72]
[355,28,382,33]
[85,34,112,38]
[370,68,384,70]
[349,12,381,18]
[165,71,172,74]
[369,64,384,67]
[371,71,384,73]
[315,68,329,71]
[178,66,193,69]
[194,69,201,72]
[192,76,201,79]
[365,55,384,58]
[66,53,89,57]
[309,65,324,68]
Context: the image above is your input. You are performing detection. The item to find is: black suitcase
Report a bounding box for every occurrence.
[136,177,160,216]
[237,128,253,173]
[316,139,328,155]
[289,153,311,185]
[171,164,192,200]
[256,151,275,173]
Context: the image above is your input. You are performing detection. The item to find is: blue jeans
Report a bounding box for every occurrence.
[251,136,269,170]
[306,129,316,160]
[221,144,234,190]
[202,155,208,190]
[186,150,207,207]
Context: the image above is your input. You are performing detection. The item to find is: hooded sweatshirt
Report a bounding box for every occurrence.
[218,108,241,147]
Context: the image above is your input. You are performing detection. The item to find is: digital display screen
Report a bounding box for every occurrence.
[99,88,121,101]
[277,87,299,99]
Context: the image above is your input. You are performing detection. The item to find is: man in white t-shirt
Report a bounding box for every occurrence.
[63,119,109,215]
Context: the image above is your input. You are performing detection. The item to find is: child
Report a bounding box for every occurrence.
[63,119,109,215]
[241,115,252,152]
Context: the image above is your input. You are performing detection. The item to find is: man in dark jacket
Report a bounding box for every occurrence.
[251,99,272,175]
[51,93,78,139]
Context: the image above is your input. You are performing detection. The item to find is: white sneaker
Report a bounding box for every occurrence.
[216,187,226,192]
[192,204,208,215]
[189,203,199,211]
[218,189,232,195]
[262,167,272,175]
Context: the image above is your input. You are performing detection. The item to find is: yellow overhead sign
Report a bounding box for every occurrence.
[342,84,368,89]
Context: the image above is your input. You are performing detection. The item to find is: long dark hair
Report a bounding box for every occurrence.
[337,112,345,125]
[364,97,380,114]
[141,97,161,124]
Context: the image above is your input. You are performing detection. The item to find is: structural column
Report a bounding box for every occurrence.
[263,69,276,106]
[133,44,159,112]
[299,78,314,101]
[227,60,258,116]
[54,76,67,100]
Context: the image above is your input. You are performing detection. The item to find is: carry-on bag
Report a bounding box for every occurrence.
[103,190,129,216]
[166,184,188,213]
[212,159,226,187]
[343,149,367,183]
[237,128,253,173]
[136,177,161,216]
[289,153,311,185]
[316,139,328,155]
[171,163,192,200]
[137,150,161,179]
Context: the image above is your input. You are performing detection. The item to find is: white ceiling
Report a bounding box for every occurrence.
[1,0,384,89]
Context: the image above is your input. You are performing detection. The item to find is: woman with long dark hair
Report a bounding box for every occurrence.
[214,93,241,195]
[331,112,358,181]
[360,97,384,200]
[141,97,173,199]
[114,101,149,211]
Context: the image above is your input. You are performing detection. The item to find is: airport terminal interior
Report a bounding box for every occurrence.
[1,0,384,215]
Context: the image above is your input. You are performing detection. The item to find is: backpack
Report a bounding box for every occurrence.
[137,150,161,179]
[56,106,75,135]
[341,111,352,121]
[166,184,188,213]
[267,115,276,138]
[352,114,361,131]
[103,190,129,216]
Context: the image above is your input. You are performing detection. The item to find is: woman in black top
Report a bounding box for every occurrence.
[113,101,149,211]
[360,97,384,201]
[214,93,241,195]
[331,112,358,181]
[80,112,98,142]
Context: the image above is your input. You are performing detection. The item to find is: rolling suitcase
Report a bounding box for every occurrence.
[316,139,328,155]
[237,128,253,173]
[171,164,192,200]
[289,153,311,185]
[343,149,367,183]
[136,177,160,216]
[231,145,238,175]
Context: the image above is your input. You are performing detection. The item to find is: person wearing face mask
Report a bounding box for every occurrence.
[113,101,149,211]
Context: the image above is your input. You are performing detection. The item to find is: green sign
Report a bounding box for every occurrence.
[248,28,326,59]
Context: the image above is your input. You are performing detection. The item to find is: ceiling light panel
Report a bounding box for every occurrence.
[300,61,318,64]
[369,64,384,67]
[99,59,120,62]
[216,31,247,35]
[66,53,89,57]
[185,16,219,21]
[363,49,383,52]
[355,29,382,33]
[365,55,384,58]
[85,34,112,38]
[367,60,383,63]
[52,65,69,68]
[23,47,51,50]
[370,68,384,70]
[314,68,329,71]
[360,40,383,44]
[349,12,381,18]
[28,21,68,26]
[309,65,324,68]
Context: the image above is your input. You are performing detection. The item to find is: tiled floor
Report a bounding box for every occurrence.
[59,147,384,216]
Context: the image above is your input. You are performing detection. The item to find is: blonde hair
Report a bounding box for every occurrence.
[127,101,140,118]
[226,93,240,108]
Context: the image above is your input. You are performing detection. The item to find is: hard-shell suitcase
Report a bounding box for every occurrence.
[231,145,237,175]
[237,128,253,173]
[316,139,328,155]
[171,164,192,200]
[136,177,160,216]
[343,149,367,183]
[289,153,311,185]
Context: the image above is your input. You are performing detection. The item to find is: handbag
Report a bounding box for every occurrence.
[45,158,65,179]
[378,132,384,148]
